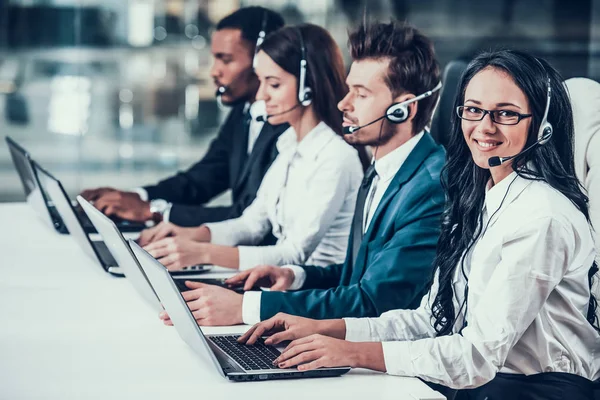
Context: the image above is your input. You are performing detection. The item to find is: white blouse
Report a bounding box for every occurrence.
[344,172,599,388]
[205,122,363,270]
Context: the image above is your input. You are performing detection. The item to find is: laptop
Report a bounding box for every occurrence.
[130,240,351,382]
[77,195,241,310]
[5,136,67,233]
[35,161,121,275]
[5,136,146,234]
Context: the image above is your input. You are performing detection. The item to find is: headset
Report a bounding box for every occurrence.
[537,80,553,144]
[256,26,313,122]
[343,81,442,134]
[296,27,313,107]
[487,59,553,167]
[252,12,268,69]
[216,10,269,103]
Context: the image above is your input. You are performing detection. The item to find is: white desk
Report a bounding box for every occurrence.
[0,203,445,400]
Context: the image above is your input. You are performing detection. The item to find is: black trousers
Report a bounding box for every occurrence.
[453,372,594,400]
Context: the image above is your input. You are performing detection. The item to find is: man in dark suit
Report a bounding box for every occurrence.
[157,22,446,327]
[81,7,287,227]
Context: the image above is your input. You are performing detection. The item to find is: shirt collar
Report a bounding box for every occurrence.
[484,170,533,216]
[276,121,335,159]
[372,131,425,183]
[248,100,266,121]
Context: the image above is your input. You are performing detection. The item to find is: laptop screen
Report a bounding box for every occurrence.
[78,196,162,311]
[6,137,36,196]
[35,163,103,267]
[129,241,226,378]
[6,137,57,229]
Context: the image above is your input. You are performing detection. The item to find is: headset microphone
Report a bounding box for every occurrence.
[343,115,386,134]
[488,76,553,167]
[256,103,301,122]
[216,11,269,106]
[256,27,312,124]
[215,69,250,99]
[343,81,442,135]
[215,70,254,107]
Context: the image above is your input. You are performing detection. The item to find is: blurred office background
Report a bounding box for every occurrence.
[0,0,598,202]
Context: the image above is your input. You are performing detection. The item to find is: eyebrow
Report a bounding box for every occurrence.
[213,52,233,60]
[464,99,523,109]
[264,76,281,81]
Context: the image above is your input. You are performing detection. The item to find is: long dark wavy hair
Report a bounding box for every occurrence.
[431,49,599,335]
[259,24,370,170]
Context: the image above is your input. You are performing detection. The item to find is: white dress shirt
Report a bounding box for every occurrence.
[133,101,265,222]
[206,121,363,273]
[241,131,425,325]
[344,172,599,388]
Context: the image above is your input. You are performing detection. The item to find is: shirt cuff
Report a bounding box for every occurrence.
[281,265,306,290]
[132,187,148,202]
[343,317,374,342]
[162,203,173,223]
[242,291,263,325]
[237,246,263,270]
[204,221,239,246]
[381,341,414,377]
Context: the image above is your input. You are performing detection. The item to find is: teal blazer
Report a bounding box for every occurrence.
[260,132,446,320]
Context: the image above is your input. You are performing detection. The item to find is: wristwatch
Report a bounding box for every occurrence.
[149,199,171,222]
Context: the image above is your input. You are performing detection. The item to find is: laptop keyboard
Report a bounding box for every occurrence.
[209,335,281,370]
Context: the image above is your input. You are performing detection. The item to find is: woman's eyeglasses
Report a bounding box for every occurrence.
[456,105,532,125]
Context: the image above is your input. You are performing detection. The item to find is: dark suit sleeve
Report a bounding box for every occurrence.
[299,263,345,290]
[143,111,239,204]
[259,177,444,321]
[167,205,233,227]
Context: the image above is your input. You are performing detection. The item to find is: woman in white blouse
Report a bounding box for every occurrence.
[140,24,365,271]
[239,50,600,398]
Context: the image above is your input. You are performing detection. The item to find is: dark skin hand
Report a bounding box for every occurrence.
[81,188,152,222]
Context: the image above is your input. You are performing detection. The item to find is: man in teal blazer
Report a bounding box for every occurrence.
[157,22,446,327]
[243,132,445,322]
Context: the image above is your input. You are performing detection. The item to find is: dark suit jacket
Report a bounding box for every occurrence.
[143,104,288,227]
[260,132,445,320]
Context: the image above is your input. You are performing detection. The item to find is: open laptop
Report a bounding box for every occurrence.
[35,161,121,275]
[6,136,67,233]
[130,240,351,382]
[5,136,146,234]
[77,195,240,310]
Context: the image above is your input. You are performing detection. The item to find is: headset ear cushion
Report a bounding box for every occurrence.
[301,87,313,106]
[539,123,553,144]
[386,104,408,123]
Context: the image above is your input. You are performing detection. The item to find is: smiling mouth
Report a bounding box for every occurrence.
[474,139,502,149]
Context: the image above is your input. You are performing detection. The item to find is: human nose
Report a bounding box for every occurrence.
[476,110,497,134]
[256,81,268,102]
[337,92,353,113]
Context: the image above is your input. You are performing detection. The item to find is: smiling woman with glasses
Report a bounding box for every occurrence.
[238,50,599,399]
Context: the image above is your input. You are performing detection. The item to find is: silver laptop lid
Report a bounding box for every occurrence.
[78,196,162,311]
[35,163,104,268]
[129,240,226,378]
[6,137,55,229]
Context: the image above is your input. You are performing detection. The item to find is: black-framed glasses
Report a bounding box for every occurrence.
[456,105,532,125]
